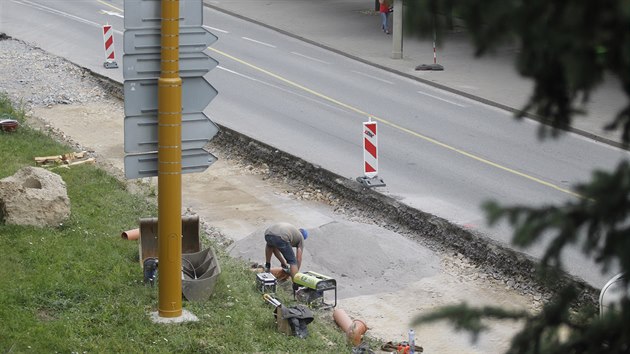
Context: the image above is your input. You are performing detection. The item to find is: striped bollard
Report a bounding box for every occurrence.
[414,28,444,71]
[102,24,118,69]
[356,118,386,188]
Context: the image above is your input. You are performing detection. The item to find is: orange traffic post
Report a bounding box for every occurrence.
[158,0,183,318]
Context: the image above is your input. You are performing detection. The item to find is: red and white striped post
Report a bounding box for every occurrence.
[414,27,444,71]
[357,118,386,188]
[102,24,118,69]
[363,120,378,178]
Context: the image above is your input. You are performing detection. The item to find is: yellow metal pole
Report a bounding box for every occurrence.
[158,0,182,318]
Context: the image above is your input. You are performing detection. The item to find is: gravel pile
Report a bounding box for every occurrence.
[0,35,109,108]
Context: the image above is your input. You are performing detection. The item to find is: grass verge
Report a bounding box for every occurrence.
[0,94,354,353]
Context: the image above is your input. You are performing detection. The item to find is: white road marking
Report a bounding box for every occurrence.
[100,9,123,18]
[14,0,123,35]
[290,52,330,64]
[16,0,99,27]
[417,90,467,107]
[203,25,228,34]
[217,66,347,113]
[97,0,122,12]
[217,66,259,81]
[351,70,394,85]
[242,37,276,48]
[418,83,514,114]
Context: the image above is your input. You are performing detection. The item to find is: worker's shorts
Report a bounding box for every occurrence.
[264,234,297,265]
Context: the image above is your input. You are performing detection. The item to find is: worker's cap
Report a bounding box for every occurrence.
[299,228,309,240]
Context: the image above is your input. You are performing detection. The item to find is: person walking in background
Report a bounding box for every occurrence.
[263,222,308,281]
[379,0,391,34]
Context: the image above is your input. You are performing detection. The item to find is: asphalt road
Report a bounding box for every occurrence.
[2,0,628,287]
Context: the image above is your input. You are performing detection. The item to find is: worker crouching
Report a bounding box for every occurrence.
[263,222,308,282]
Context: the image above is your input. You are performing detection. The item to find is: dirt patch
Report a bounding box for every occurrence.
[230,220,442,299]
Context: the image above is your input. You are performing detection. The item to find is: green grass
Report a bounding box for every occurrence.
[0,94,354,353]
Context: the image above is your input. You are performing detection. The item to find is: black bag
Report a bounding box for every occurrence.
[280,305,314,338]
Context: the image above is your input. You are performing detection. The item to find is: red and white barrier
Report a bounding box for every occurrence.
[362,120,378,178]
[357,118,386,188]
[102,24,118,69]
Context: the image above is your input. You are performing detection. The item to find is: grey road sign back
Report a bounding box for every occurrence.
[123,0,220,179]
[124,77,217,116]
[123,52,218,79]
[124,148,217,179]
[124,112,219,153]
[124,0,202,29]
[124,26,217,55]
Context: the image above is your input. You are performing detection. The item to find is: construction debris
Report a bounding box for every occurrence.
[34,151,95,168]
[0,118,19,132]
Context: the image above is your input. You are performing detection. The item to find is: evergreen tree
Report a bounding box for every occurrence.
[406,1,630,352]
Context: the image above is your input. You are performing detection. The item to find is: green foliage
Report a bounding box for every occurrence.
[0,93,26,122]
[405,0,630,141]
[412,303,528,342]
[484,161,630,276]
[406,1,630,352]
[480,163,630,353]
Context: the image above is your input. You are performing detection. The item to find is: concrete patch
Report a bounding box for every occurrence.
[149,309,199,324]
[229,220,441,299]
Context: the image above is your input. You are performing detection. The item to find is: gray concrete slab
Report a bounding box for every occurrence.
[228,220,441,299]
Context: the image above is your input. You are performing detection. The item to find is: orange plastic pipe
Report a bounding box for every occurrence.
[333,308,368,346]
[121,228,140,240]
[270,267,291,281]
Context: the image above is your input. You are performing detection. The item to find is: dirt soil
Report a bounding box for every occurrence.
[1,36,547,353]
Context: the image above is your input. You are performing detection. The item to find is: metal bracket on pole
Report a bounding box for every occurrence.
[356,175,386,188]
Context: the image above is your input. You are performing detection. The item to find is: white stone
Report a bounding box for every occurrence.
[0,166,70,227]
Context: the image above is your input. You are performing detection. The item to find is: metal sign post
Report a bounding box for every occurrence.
[156,0,182,318]
[122,0,219,318]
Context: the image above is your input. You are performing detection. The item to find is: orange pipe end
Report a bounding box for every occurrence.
[121,228,140,240]
[333,308,368,346]
[270,267,291,281]
[348,319,368,346]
